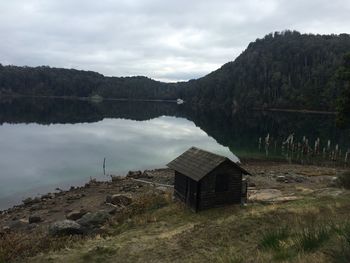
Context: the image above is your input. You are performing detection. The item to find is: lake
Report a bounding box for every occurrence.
[0,97,349,210]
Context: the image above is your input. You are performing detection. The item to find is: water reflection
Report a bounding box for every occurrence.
[0,113,237,210]
[0,97,349,210]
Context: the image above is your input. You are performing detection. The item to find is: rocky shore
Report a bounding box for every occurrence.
[0,161,345,239]
[0,168,174,237]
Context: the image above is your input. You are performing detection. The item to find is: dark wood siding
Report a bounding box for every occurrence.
[198,160,242,210]
[174,171,187,201]
[174,171,199,211]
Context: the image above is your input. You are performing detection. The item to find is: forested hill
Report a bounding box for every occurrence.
[1,31,350,111]
[178,31,350,111]
[0,65,178,100]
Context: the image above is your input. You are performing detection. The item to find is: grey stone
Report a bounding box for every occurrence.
[41,193,55,200]
[248,182,256,187]
[49,220,83,236]
[126,170,142,178]
[7,219,27,230]
[155,186,168,193]
[77,211,110,229]
[66,210,87,221]
[106,194,132,206]
[276,176,286,182]
[110,175,124,182]
[2,226,10,232]
[22,197,41,206]
[142,171,154,179]
[29,215,42,224]
[294,176,305,183]
[29,204,42,211]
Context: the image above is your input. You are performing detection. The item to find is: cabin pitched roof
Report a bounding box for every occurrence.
[167,147,250,181]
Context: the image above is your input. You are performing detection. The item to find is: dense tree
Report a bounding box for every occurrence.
[1,31,350,112]
[179,31,350,111]
[336,53,350,127]
[0,66,179,100]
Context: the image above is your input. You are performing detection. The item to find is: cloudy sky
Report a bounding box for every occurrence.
[1,0,350,82]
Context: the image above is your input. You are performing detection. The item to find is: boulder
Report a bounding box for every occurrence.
[29,204,42,211]
[248,182,256,187]
[49,220,83,236]
[110,175,124,182]
[155,186,168,193]
[77,211,110,229]
[328,177,339,187]
[276,175,287,183]
[126,170,142,178]
[66,210,87,221]
[41,193,55,200]
[142,171,154,179]
[249,189,283,202]
[7,219,28,230]
[22,197,41,206]
[106,194,132,206]
[29,215,42,224]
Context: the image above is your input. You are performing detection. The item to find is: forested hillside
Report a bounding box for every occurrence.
[0,65,178,100]
[1,31,350,112]
[178,31,350,111]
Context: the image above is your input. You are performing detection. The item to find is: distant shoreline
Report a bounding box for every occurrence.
[0,95,339,114]
[253,107,337,115]
[0,94,179,103]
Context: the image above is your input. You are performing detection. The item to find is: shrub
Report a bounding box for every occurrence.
[260,227,290,250]
[293,224,331,252]
[337,171,350,189]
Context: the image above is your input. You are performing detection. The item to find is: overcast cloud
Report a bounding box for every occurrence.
[0,0,350,82]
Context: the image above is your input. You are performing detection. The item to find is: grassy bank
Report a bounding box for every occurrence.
[3,190,346,263]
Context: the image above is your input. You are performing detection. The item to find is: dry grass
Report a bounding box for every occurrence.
[0,230,86,263]
[3,191,350,263]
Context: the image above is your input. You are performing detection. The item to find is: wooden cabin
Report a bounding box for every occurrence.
[167,147,250,212]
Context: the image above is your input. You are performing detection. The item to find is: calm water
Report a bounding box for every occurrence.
[0,98,349,210]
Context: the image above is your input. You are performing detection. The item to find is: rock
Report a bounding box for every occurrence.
[248,182,256,187]
[155,186,168,193]
[49,220,83,236]
[48,208,60,213]
[276,176,287,182]
[77,211,110,229]
[294,176,305,183]
[2,226,10,232]
[315,188,344,197]
[142,171,154,179]
[110,175,124,182]
[66,210,87,221]
[7,219,27,230]
[105,207,117,215]
[29,215,42,224]
[126,170,142,178]
[22,197,41,206]
[41,193,55,200]
[67,194,83,201]
[27,223,39,230]
[328,177,339,187]
[106,194,132,206]
[29,204,42,211]
[272,196,300,202]
[249,189,283,202]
